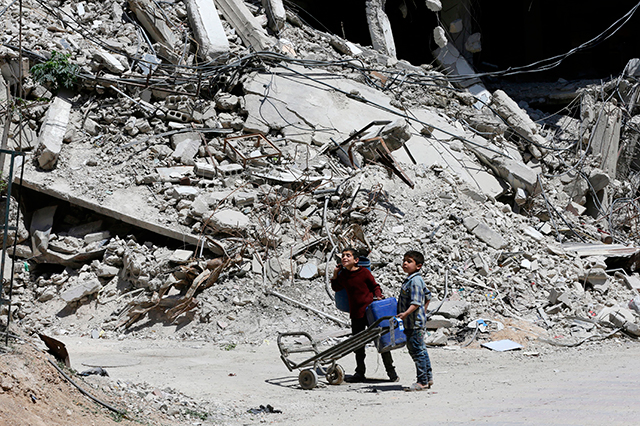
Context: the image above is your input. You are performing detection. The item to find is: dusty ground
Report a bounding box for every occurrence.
[46,333,640,426]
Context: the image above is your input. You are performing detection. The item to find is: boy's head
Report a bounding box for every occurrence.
[402,250,424,275]
[340,247,360,270]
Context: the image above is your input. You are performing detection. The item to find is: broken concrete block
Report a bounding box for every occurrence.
[610,311,640,336]
[437,300,468,319]
[92,49,127,74]
[621,273,640,291]
[566,201,587,216]
[433,26,447,48]
[515,187,527,205]
[545,303,563,315]
[629,296,640,315]
[466,143,539,194]
[426,0,442,12]
[215,0,274,51]
[261,0,286,32]
[233,191,255,207]
[215,93,239,111]
[588,168,610,192]
[491,90,548,157]
[298,262,318,279]
[463,217,506,249]
[557,292,573,308]
[169,186,199,200]
[83,118,102,136]
[60,278,102,303]
[171,135,201,165]
[425,315,453,329]
[563,176,589,204]
[624,58,640,78]
[365,0,397,58]
[185,0,230,63]
[96,265,119,278]
[578,268,608,287]
[69,221,103,237]
[38,287,57,302]
[194,162,216,179]
[128,0,177,50]
[548,288,560,304]
[170,249,193,263]
[425,329,448,346]
[36,96,72,170]
[210,209,251,233]
[189,196,210,218]
[84,231,110,244]
[523,226,544,242]
[539,222,553,235]
[465,33,482,53]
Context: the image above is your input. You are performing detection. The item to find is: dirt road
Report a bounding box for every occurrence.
[59,335,640,425]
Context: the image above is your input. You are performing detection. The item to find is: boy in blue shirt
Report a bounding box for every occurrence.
[396,250,433,391]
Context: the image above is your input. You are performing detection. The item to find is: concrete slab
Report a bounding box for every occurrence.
[243,66,504,197]
[16,143,200,246]
[243,65,404,144]
[392,110,505,198]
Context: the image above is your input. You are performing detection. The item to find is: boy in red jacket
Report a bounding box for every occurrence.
[331,247,397,383]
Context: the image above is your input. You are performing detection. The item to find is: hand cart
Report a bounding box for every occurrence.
[277,316,402,389]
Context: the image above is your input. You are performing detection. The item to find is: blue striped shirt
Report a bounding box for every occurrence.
[398,272,431,329]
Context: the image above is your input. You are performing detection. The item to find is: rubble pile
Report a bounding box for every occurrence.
[2,0,640,355]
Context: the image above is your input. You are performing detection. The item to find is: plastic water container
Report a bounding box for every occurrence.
[365,298,406,353]
[335,257,372,313]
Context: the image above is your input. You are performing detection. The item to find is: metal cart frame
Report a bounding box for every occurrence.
[277,316,402,389]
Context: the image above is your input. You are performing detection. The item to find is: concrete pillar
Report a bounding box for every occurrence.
[591,102,621,178]
[36,96,71,170]
[261,0,286,33]
[365,0,396,58]
[215,0,274,51]
[128,0,178,49]
[185,0,230,63]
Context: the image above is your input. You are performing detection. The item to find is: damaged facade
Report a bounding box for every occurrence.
[2,0,640,357]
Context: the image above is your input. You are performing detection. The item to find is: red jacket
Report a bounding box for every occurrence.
[331,267,382,319]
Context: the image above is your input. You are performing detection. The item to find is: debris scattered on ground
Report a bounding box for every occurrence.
[2,0,640,423]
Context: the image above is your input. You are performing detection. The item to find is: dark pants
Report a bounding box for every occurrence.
[352,317,396,378]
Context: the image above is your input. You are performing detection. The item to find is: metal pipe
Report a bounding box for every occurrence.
[268,290,349,327]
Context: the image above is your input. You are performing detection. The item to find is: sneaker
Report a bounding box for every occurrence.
[427,380,433,388]
[345,373,366,383]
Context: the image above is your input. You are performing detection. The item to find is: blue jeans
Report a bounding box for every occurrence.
[405,328,432,385]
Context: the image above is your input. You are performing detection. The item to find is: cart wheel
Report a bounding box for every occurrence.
[326,364,345,385]
[299,369,318,390]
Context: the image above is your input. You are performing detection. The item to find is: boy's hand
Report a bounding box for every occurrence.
[396,312,407,320]
[332,264,342,279]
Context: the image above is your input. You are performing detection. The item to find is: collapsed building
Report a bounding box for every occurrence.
[2,0,640,351]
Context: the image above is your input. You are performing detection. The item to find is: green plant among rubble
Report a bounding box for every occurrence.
[30,51,79,93]
[184,408,209,420]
